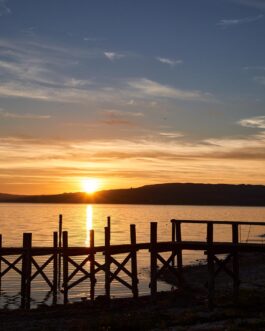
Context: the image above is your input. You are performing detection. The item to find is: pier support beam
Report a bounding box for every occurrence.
[63,231,68,304]
[21,233,32,310]
[105,226,111,300]
[207,223,214,310]
[150,222,157,300]
[130,224,138,298]
[232,223,239,303]
[53,232,58,305]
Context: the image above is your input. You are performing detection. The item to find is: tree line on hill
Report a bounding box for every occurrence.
[0,183,265,206]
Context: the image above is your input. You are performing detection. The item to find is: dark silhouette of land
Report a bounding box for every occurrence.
[0,183,265,206]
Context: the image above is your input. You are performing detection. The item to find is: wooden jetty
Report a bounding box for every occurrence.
[0,217,265,310]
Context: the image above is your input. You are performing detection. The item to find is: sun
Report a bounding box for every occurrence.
[82,178,100,194]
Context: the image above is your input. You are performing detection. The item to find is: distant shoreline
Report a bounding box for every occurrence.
[1,202,265,207]
[1,183,265,206]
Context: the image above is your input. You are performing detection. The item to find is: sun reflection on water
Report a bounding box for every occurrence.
[85,205,93,246]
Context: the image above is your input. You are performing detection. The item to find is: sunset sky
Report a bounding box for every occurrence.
[0,0,265,194]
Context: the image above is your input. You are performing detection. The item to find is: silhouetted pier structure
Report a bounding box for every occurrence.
[0,217,265,310]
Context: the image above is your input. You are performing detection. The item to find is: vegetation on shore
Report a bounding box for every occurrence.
[1,183,265,206]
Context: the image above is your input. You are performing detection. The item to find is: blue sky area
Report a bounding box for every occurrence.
[0,0,265,193]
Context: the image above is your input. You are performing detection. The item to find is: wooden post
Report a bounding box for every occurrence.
[0,234,2,294]
[171,220,176,267]
[107,216,111,241]
[21,233,32,310]
[90,229,96,301]
[62,231,68,304]
[232,223,239,303]
[58,214,62,289]
[207,222,214,310]
[175,221,183,269]
[150,222,157,300]
[130,224,138,298]
[53,232,58,305]
[104,226,111,300]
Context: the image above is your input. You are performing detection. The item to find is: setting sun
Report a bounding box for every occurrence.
[82,178,100,194]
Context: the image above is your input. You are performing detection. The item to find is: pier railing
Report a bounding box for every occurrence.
[0,217,265,310]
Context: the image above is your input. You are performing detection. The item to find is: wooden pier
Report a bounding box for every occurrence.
[0,217,265,310]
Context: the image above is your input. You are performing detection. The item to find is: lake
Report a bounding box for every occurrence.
[0,203,265,308]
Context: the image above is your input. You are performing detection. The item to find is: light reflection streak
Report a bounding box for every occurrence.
[85,205,93,246]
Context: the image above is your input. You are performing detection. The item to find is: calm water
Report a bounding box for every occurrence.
[0,203,265,308]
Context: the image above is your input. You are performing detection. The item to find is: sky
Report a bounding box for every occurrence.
[0,0,265,194]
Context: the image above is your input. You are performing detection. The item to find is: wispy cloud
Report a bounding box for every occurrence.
[102,109,144,117]
[0,39,213,105]
[217,14,263,28]
[0,109,50,120]
[156,57,183,66]
[243,66,265,71]
[104,51,124,61]
[1,129,265,193]
[159,132,184,139]
[238,116,265,129]
[127,78,213,102]
[254,76,265,85]
[100,109,144,126]
[231,0,265,10]
[0,0,11,17]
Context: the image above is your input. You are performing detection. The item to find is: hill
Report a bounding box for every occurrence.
[0,183,265,206]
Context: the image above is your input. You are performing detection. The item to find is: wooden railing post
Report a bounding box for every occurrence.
[171,220,176,267]
[90,229,96,301]
[21,233,32,310]
[58,214,62,289]
[175,221,183,269]
[232,223,239,303]
[53,232,58,305]
[130,224,138,298]
[107,216,111,231]
[105,226,111,300]
[62,231,68,304]
[207,222,214,310]
[0,234,2,294]
[150,222,157,300]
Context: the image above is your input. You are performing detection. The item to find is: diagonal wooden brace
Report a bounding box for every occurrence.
[31,256,53,288]
[0,255,23,277]
[110,254,132,282]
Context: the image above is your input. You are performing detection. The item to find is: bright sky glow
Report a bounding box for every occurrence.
[82,179,100,194]
[0,0,265,194]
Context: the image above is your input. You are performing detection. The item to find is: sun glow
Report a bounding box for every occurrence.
[82,178,100,194]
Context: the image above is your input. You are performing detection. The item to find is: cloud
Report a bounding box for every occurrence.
[230,0,265,10]
[100,109,144,126]
[217,14,263,28]
[102,109,144,117]
[238,116,265,129]
[243,66,265,71]
[254,76,265,85]
[127,78,213,101]
[104,52,124,61]
[0,38,214,107]
[0,109,50,120]
[0,0,11,17]
[156,57,183,66]
[1,130,265,194]
[159,132,184,139]
[21,26,38,38]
